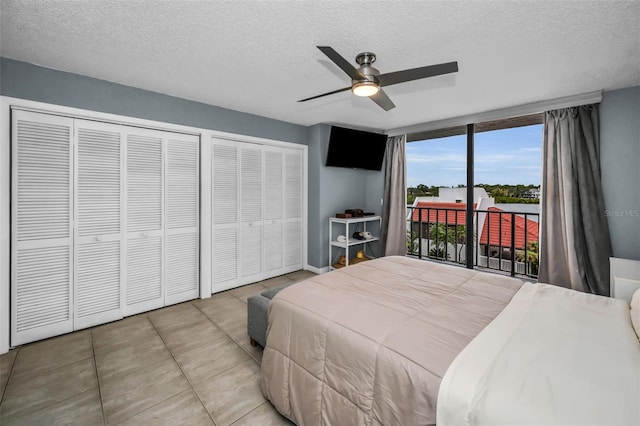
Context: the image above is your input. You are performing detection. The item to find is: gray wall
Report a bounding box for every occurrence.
[0,58,308,144]
[600,85,640,260]
[1,57,387,270]
[306,124,384,268]
[365,161,385,214]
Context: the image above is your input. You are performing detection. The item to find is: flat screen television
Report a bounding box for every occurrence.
[325,126,387,171]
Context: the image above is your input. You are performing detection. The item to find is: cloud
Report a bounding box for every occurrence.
[475,154,517,164]
[520,147,542,152]
[406,153,466,164]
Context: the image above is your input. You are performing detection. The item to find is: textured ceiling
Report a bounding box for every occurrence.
[1,1,638,132]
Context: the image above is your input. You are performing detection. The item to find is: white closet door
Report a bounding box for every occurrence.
[284,150,303,271]
[165,135,200,305]
[11,111,74,345]
[74,120,124,329]
[263,148,284,276]
[211,140,239,291]
[239,143,263,282]
[125,130,164,316]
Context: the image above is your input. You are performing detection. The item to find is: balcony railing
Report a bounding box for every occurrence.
[406,206,539,279]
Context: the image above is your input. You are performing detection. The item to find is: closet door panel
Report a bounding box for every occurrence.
[239,225,262,278]
[284,150,303,271]
[126,134,163,232]
[165,136,199,305]
[284,221,303,268]
[285,151,303,220]
[76,240,121,326]
[74,121,124,329]
[263,148,284,276]
[264,149,283,221]
[126,236,163,314]
[125,131,164,315]
[166,137,199,230]
[240,144,262,224]
[166,233,198,302]
[212,227,237,290]
[239,144,263,281]
[211,141,239,290]
[11,111,74,345]
[263,221,283,274]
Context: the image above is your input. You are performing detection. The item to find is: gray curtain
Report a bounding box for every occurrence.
[380,135,407,257]
[539,104,612,295]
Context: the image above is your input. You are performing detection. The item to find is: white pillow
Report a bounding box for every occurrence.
[631,289,640,339]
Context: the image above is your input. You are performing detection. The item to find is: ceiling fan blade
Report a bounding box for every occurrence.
[298,86,352,102]
[378,61,458,87]
[317,46,363,80]
[370,89,395,111]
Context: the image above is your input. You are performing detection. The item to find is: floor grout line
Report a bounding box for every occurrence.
[148,304,220,426]
[0,356,97,422]
[0,348,19,407]
[102,317,194,425]
[89,329,107,426]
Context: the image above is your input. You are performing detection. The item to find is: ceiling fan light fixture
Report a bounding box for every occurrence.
[352,81,380,97]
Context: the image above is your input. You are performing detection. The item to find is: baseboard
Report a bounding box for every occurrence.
[305,264,329,275]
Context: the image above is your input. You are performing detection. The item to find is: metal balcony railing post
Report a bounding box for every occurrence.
[498,211,503,271]
[433,208,438,260]
[510,212,516,277]
[444,208,449,261]
[524,213,529,276]
[418,208,423,260]
[454,218,459,263]
[475,210,479,267]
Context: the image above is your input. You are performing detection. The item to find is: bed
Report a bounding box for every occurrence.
[261,256,640,426]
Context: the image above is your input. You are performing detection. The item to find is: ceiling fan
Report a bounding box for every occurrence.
[299,46,459,111]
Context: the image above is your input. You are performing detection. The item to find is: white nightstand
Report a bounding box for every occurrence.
[610,257,640,303]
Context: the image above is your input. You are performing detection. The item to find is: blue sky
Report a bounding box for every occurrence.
[406,124,543,187]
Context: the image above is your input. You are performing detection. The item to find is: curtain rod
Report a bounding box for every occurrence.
[386,90,602,137]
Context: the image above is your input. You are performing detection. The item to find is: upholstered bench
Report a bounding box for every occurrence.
[247,283,295,347]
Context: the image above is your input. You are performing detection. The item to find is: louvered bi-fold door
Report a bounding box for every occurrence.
[211,140,239,292]
[239,143,263,283]
[165,135,199,305]
[284,150,303,271]
[74,120,124,329]
[125,130,164,316]
[11,111,74,346]
[263,147,284,277]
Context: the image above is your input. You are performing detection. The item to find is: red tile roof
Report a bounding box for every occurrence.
[411,202,539,249]
[479,207,538,249]
[411,202,474,225]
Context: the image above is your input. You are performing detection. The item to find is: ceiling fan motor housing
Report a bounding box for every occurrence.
[354,52,380,85]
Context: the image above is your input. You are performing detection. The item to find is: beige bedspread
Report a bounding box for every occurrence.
[261,256,524,425]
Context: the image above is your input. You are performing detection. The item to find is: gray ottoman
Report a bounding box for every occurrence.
[247,283,294,347]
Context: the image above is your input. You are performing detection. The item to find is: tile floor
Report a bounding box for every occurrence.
[0,270,316,425]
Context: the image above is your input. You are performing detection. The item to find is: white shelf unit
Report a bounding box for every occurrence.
[329,216,381,270]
